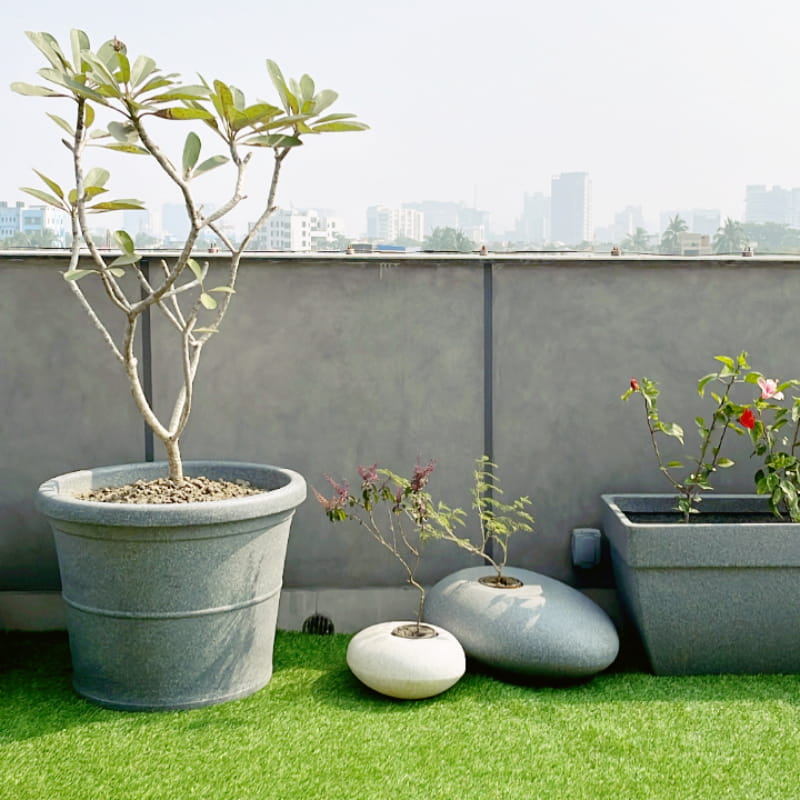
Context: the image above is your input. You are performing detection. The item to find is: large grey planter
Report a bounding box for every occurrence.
[36,461,306,710]
[602,493,800,675]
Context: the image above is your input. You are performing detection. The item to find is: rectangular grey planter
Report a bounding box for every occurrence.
[601,493,800,675]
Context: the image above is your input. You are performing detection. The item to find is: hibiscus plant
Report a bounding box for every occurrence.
[314,460,466,637]
[13,29,366,485]
[624,353,800,522]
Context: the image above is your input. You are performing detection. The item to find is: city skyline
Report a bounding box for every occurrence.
[3,1,800,240]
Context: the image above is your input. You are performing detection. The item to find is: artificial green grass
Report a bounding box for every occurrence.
[2,631,800,800]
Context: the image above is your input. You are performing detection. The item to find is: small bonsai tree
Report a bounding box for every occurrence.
[314,460,466,637]
[438,456,534,587]
[13,29,366,485]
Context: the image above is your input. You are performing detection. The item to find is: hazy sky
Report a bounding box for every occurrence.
[3,0,800,237]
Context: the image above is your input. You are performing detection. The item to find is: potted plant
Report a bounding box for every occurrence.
[604,352,800,674]
[315,461,466,699]
[16,28,366,709]
[424,457,619,678]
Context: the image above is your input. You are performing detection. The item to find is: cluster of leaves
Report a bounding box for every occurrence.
[314,460,466,631]
[12,29,366,483]
[625,353,800,522]
[623,354,753,522]
[437,456,534,584]
[316,456,536,626]
[747,381,800,521]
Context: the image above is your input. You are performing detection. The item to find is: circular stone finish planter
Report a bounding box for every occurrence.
[36,461,306,711]
[424,566,619,678]
[346,621,466,699]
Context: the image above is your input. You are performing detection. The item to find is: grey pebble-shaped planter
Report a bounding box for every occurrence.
[424,566,619,678]
[36,461,306,711]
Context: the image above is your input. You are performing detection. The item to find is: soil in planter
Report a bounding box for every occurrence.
[392,623,439,639]
[626,512,786,524]
[478,575,524,589]
[76,476,262,504]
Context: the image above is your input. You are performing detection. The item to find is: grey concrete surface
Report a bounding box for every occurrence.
[3,252,800,629]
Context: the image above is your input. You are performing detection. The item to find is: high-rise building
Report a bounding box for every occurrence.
[515,192,550,243]
[402,201,490,242]
[550,172,592,246]
[611,205,645,243]
[366,205,424,243]
[745,185,796,225]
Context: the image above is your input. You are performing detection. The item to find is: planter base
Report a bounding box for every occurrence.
[603,493,800,675]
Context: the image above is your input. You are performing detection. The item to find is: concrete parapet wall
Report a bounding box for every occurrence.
[3,251,799,627]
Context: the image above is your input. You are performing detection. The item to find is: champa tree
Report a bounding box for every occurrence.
[13,30,366,482]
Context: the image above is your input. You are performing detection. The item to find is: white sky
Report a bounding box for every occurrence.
[2,0,800,237]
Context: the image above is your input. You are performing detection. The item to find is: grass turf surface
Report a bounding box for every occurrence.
[2,631,800,800]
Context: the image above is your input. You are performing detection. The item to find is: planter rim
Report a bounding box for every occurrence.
[601,492,789,527]
[36,460,307,527]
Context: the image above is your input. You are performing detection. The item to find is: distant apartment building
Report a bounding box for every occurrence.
[0,201,69,244]
[611,205,645,242]
[550,172,592,245]
[515,192,550,243]
[366,205,424,243]
[745,185,800,227]
[248,208,344,251]
[402,200,490,243]
[677,232,712,256]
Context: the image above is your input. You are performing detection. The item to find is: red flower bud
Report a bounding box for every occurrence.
[739,408,756,430]
[630,378,640,392]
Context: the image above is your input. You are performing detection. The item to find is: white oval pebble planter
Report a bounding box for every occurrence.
[346,621,465,699]
[424,566,619,678]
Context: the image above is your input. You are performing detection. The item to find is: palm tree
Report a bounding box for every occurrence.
[713,218,747,254]
[622,227,651,252]
[659,215,688,254]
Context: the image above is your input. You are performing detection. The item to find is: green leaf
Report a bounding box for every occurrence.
[10,81,62,97]
[153,106,213,121]
[146,85,209,102]
[193,326,219,334]
[84,167,110,189]
[99,143,150,155]
[113,229,135,254]
[187,258,204,281]
[84,103,95,129]
[229,102,283,132]
[20,187,67,210]
[210,286,235,294]
[200,292,217,310]
[182,131,201,175]
[69,29,91,72]
[115,52,131,84]
[714,355,735,369]
[130,55,157,88]
[266,59,298,113]
[299,74,315,102]
[107,267,126,278]
[109,253,141,267]
[311,90,339,115]
[212,79,235,121]
[717,458,735,468]
[193,155,228,177]
[242,133,303,148]
[26,31,70,70]
[32,170,64,200]
[665,461,684,469]
[311,121,369,133]
[697,373,716,397]
[63,269,97,281]
[88,200,146,211]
